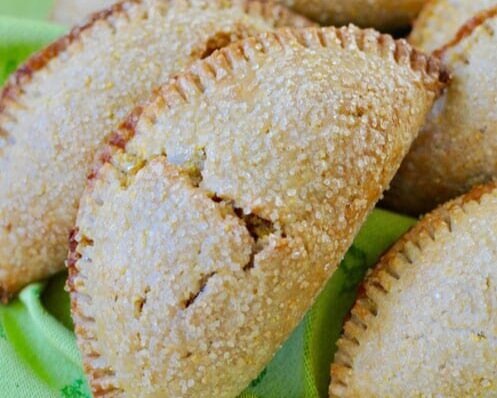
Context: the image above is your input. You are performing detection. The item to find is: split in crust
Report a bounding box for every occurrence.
[0,0,312,302]
[68,25,445,397]
[280,0,427,31]
[409,0,497,53]
[331,182,497,397]
[385,7,497,215]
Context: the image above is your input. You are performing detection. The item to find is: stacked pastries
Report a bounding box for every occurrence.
[331,183,497,397]
[51,0,430,29]
[386,4,497,214]
[68,26,443,396]
[2,0,497,397]
[332,1,497,397]
[0,0,311,300]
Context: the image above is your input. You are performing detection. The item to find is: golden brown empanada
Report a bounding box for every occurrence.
[410,0,497,52]
[51,0,116,25]
[280,0,427,30]
[0,0,311,302]
[385,7,497,215]
[68,26,445,397]
[331,183,497,397]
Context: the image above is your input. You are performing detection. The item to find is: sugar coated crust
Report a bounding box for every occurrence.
[280,0,427,30]
[331,182,497,397]
[0,0,311,301]
[68,25,445,397]
[385,7,497,215]
[51,0,117,25]
[409,0,497,53]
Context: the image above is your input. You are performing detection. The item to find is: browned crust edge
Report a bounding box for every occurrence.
[84,26,449,189]
[433,5,497,58]
[0,1,139,304]
[0,0,312,114]
[66,25,448,396]
[330,181,497,397]
[0,0,313,303]
[0,1,140,115]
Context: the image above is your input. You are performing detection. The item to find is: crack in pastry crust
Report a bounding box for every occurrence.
[0,0,312,302]
[68,26,445,397]
[385,7,497,215]
[331,182,497,397]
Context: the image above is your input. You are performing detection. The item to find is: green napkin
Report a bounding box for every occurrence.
[0,281,91,398]
[241,209,414,398]
[0,0,54,21]
[0,8,416,397]
[0,16,65,85]
[0,209,414,398]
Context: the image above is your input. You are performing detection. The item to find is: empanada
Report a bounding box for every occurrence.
[385,7,497,215]
[331,183,497,397]
[280,0,427,30]
[0,0,311,301]
[51,0,116,25]
[68,26,445,397]
[410,0,497,52]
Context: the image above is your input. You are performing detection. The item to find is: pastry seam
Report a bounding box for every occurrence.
[67,25,447,396]
[329,181,497,397]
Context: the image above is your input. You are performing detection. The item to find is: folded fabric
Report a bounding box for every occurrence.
[0,278,91,397]
[0,208,414,398]
[0,6,416,397]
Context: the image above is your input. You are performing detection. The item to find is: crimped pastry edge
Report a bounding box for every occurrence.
[87,24,449,184]
[66,25,448,396]
[329,181,497,397]
[0,0,312,134]
[0,0,313,302]
[384,5,497,216]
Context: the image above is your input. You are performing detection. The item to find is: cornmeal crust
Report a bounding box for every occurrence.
[68,26,445,397]
[280,0,427,30]
[331,182,497,397]
[51,0,117,25]
[385,7,497,215]
[0,0,311,302]
[409,0,497,52]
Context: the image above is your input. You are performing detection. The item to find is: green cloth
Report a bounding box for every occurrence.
[0,0,54,21]
[0,281,91,397]
[0,209,414,398]
[0,17,65,85]
[0,8,416,397]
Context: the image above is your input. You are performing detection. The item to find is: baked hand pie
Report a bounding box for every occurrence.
[331,183,497,397]
[68,26,445,397]
[280,0,427,30]
[410,0,497,52]
[385,7,497,215]
[0,0,311,301]
[51,0,116,25]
